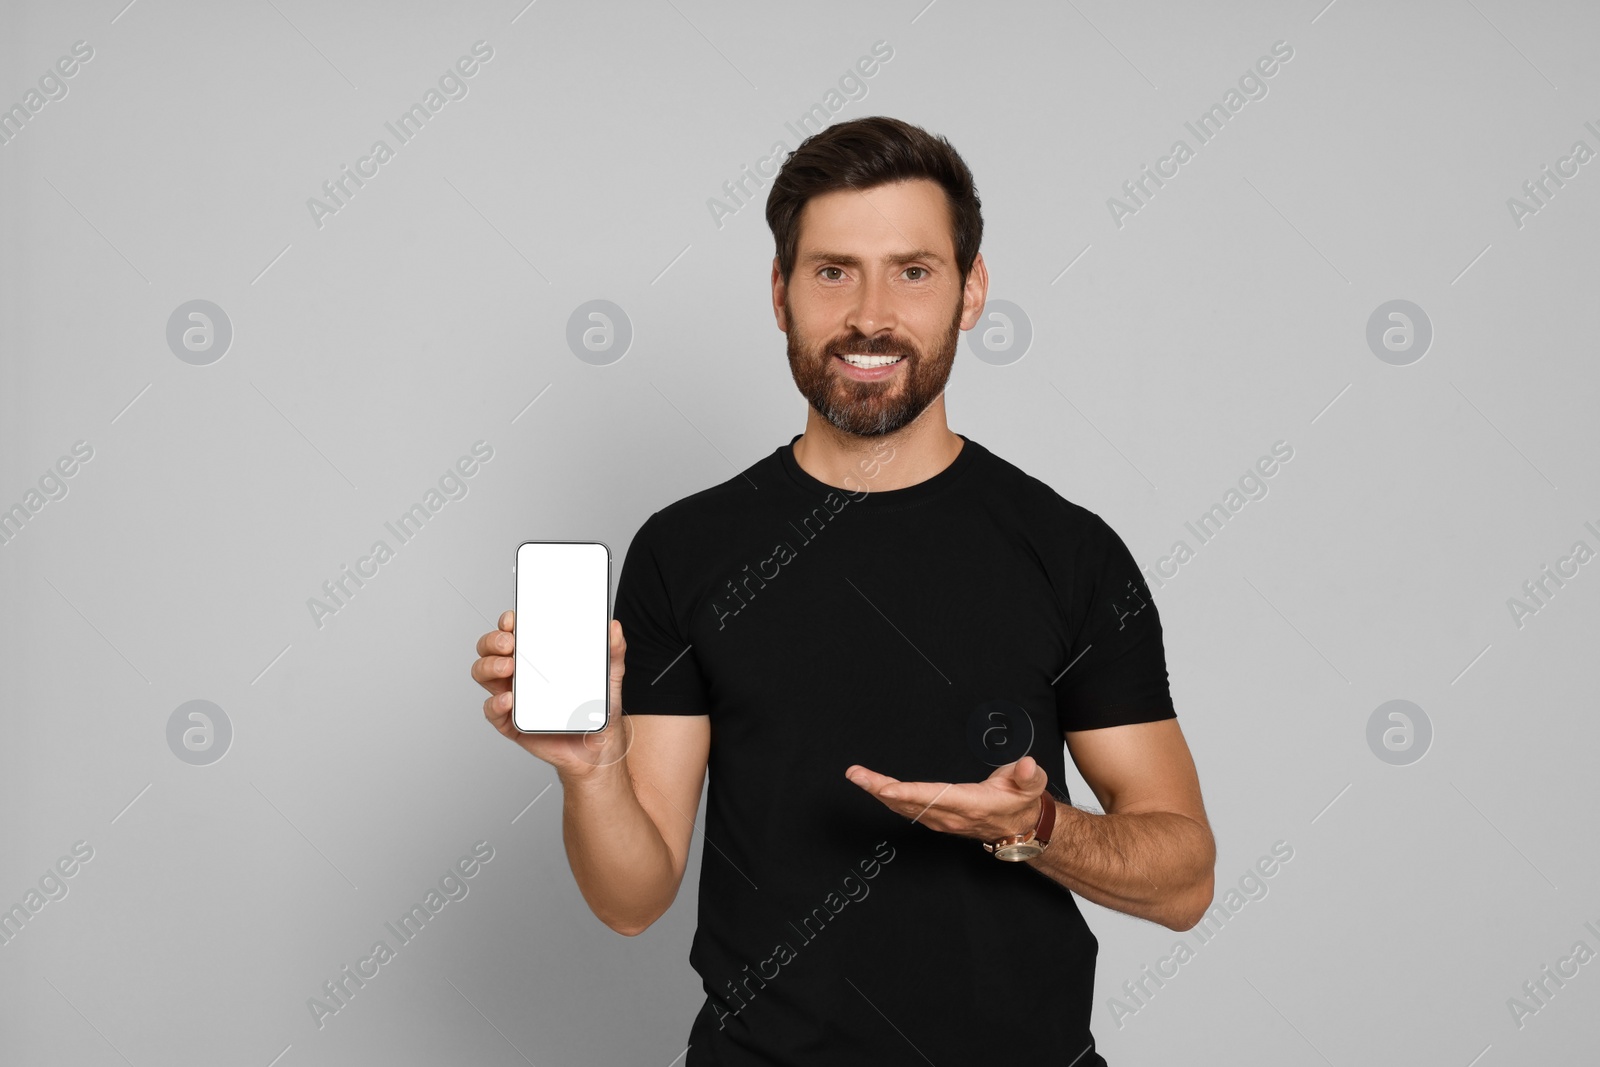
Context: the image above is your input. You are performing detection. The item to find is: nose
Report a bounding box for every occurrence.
[845,271,897,344]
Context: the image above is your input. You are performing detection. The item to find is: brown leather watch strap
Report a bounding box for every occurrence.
[1034,791,1055,849]
[983,791,1058,857]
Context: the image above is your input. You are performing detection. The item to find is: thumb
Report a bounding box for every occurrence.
[1013,755,1045,790]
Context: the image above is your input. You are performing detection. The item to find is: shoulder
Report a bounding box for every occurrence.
[631,451,778,550]
[967,438,1110,539]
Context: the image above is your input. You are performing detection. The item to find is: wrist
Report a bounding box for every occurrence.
[560,752,630,794]
[1007,796,1044,838]
[984,791,1056,861]
[1023,797,1059,861]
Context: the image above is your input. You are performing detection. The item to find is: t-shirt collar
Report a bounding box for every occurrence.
[775,432,981,510]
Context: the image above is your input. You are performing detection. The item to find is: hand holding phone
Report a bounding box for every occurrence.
[471,542,630,775]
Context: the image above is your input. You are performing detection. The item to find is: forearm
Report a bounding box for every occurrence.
[1024,799,1215,930]
[559,758,679,935]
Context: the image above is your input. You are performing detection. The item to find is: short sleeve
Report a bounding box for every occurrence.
[1054,514,1177,732]
[614,512,712,715]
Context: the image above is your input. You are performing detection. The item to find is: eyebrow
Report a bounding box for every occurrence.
[799,248,947,268]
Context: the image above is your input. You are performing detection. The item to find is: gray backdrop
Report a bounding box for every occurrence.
[3,0,1597,1063]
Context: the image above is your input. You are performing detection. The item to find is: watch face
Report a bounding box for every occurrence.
[994,840,1043,862]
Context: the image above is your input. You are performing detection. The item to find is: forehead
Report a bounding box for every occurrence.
[795,179,954,257]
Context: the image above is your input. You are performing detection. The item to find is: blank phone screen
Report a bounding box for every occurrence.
[512,541,610,733]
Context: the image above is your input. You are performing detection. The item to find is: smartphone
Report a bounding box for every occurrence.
[512,540,612,734]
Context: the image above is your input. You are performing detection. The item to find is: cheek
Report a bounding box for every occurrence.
[912,301,964,358]
[793,313,842,352]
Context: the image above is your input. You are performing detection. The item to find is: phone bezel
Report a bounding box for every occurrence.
[510,538,613,735]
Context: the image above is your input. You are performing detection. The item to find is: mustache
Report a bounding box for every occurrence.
[825,336,912,359]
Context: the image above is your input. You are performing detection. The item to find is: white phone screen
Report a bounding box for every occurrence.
[512,541,610,733]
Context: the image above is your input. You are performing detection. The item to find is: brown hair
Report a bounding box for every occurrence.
[764,116,983,285]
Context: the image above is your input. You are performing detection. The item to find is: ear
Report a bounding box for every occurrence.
[959,251,990,331]
[771,257,789,333]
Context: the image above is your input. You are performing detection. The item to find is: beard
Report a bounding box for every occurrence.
[784,291,963,438]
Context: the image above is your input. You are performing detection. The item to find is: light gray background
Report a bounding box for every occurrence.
[3,0,1597,1064]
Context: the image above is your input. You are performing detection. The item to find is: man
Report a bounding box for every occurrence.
[471,116,1214,1064]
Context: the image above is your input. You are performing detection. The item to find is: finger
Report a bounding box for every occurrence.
[470,654,514,689]
[844,765,898,791]
[854,771,950,808]
[609,620,626,680]
[500,609,514,631]
[885,780,957,809]
[608,620,626,712]
[1017,755,1047,791]
[986,759,1027,786]
[475,627,514,658]
[993,755,1044,792]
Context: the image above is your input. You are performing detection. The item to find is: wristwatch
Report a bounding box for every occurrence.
[983,793,1055,862]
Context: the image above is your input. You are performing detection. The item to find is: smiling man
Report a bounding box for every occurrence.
[472,115,1214,1065]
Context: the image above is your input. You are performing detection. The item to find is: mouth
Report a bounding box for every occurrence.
[834,352,906,381]
[838,353,903,368]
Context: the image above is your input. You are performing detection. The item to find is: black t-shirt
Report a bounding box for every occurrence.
[614,433,1177,1066]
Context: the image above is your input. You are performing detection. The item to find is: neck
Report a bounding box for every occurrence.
[791,396,964,492]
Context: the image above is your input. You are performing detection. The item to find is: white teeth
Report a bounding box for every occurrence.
[841,353,903,368]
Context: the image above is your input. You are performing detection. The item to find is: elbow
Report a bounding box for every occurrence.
[583,865,685,937]
[601,897,674,937]
[1168,826,1216,931]
[601,907,662,937]
[1167,894,1208,932]
[1167,868,1216,932]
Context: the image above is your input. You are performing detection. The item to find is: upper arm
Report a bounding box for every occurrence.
[611,512,715,891]
[625,713,711,888]
[1063,717,1209,830]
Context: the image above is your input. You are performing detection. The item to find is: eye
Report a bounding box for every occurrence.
[903,266,928,281]
[820,267,845,281]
